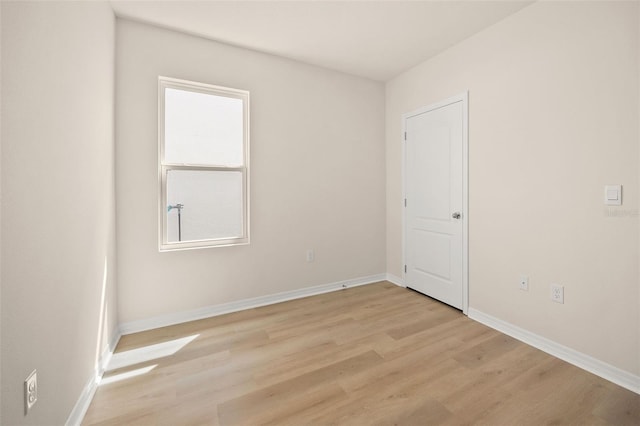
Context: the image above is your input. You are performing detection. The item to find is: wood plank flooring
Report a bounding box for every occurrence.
[83,282,640,425]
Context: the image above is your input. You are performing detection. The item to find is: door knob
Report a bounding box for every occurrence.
[452,212,461,219]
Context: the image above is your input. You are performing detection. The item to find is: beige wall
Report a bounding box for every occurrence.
[1,2,118,424]
[386,1,639,375]
[0,2,3,422]
[116,20,386,324]
[0,1,3,422]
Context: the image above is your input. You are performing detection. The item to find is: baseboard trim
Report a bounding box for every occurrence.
[386,273,405,287]
[65,329,121,426]
[120,274,388,335]
[468,308,640,395]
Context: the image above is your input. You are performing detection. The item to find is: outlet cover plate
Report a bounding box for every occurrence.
[519,275,529,291]
[24,370,37,414]
[551,284,564,304]
[306,249,315,263]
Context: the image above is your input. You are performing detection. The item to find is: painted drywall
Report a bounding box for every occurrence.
[116,20,386,323]
[1,2,118,424]
[0,2,3,422]
[637,1,640,380]
[387,1,639,375]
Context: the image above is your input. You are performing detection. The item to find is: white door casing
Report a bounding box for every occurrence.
[403,93,468,313]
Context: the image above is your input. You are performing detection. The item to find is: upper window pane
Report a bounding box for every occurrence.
[164,88,244,166]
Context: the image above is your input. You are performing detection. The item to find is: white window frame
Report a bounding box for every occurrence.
[158,76,250,251]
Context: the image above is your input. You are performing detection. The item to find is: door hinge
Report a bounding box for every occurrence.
[404,132,407,141]
[404,265,407,273]
[404,198,407,207]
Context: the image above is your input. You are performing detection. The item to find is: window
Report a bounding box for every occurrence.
[159,77,249,250]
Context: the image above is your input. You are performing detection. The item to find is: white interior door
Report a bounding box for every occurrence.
[404,94,467,312]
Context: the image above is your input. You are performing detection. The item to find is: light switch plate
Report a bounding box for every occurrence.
[604,185,622,206]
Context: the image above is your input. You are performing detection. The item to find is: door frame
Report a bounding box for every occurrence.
[402,92,469,315]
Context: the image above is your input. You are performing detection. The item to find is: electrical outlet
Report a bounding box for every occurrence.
[306,249,315,263]
[551,284,564,304]
[24,370,37,414]
[519,275,529,291]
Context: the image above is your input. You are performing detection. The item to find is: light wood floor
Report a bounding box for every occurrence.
[83,282,640,425]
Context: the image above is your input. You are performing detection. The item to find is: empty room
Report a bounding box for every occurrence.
[1,0,639,425]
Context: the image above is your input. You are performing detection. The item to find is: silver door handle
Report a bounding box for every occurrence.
[452,212,461,219]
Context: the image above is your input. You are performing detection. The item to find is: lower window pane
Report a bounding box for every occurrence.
[166,170,243,243]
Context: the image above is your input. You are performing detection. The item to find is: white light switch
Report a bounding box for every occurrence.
[604,185,622,205]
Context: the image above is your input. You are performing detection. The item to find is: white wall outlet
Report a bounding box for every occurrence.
[519,275,529,291]
[24,370,37,414]
[306,249,315,263]
[551,284,564,304]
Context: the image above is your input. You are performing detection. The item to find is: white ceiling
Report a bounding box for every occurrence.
[110,0,534,82]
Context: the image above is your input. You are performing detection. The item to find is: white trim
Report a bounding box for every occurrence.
[99,330,122,377]
[65,329,121,426]
[65,374,97,426]
[157,76,250,252]
[386,273,405,287]
[461,93,469,315]
[120,274,387,335]
[401,92,469,315]
[468,308,640,395]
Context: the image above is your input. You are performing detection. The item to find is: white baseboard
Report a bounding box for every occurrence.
[386,273,405,287]
[468,308,640,395]
[65,329,121,426]
[120,274,388,335]
[99,330,122,376]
